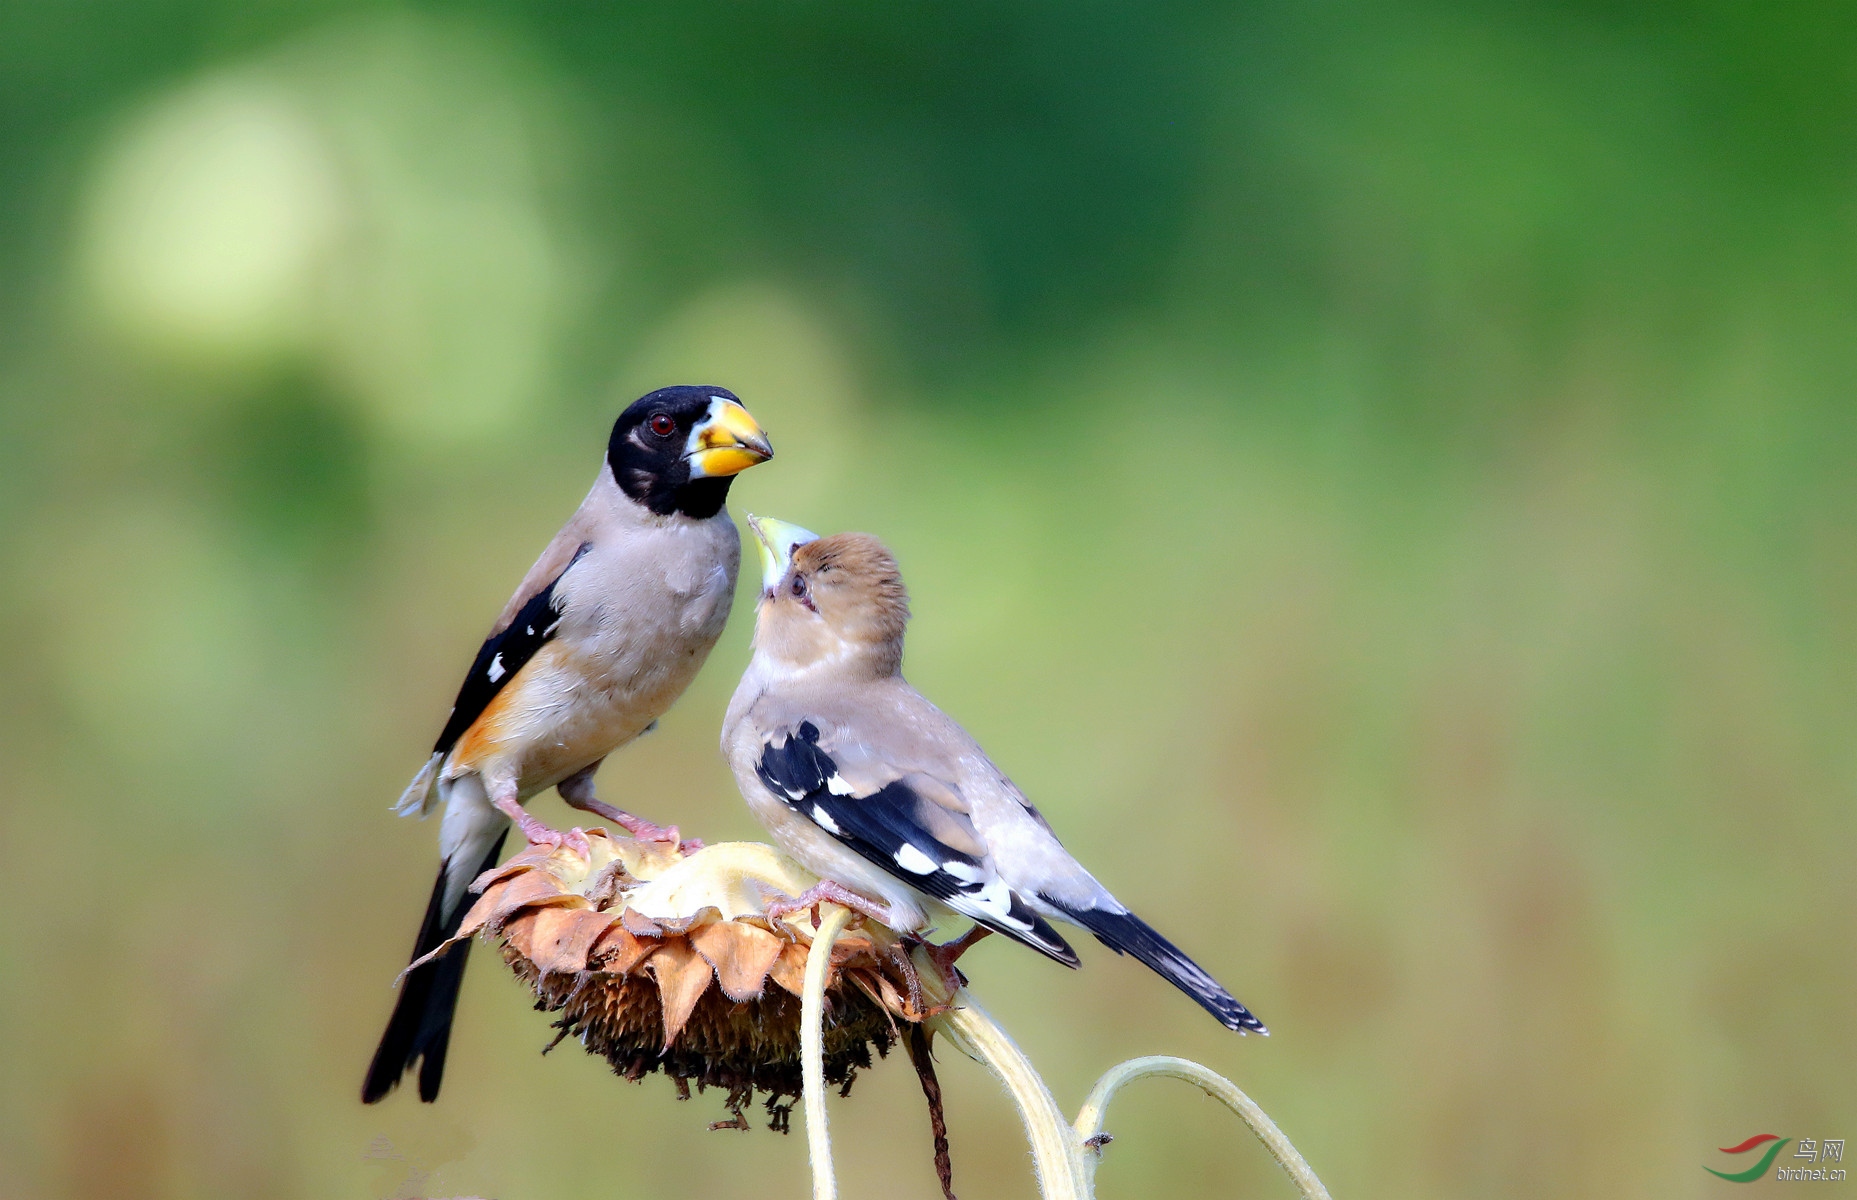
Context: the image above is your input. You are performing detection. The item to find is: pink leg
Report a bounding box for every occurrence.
[918,926,992,994]
[761,880,896,930]
[557,766,702,853]
[490,784,590,857]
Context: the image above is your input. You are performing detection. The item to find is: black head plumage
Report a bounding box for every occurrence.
[608,385,745,519]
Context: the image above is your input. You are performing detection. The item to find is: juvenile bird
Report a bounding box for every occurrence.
[721,517,1265,1034]
[363,386,773,1104]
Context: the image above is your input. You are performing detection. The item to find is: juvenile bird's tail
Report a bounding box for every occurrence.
[1049,900,1267,1035]
[362,830,508,1103]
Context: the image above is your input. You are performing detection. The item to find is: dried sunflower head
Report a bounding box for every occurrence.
[426,830,951,1130]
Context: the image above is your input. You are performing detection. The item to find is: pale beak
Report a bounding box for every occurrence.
[687,398,774,478]
[747,514,819,592]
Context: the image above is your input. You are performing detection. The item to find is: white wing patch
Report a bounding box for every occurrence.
[754,721,1066,956]
[893,843,939,875]
[940,860,984,884]
[967,879,1033,931]
[486,654,506,683]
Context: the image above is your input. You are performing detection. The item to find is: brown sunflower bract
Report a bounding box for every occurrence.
[418,830,953,1132]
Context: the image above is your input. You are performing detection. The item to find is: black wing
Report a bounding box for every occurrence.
[432,542,590,755]
[756,722,1078,965]
[1039,899,1267,1034]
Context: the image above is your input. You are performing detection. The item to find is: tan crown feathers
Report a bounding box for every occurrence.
[795,532,910,647]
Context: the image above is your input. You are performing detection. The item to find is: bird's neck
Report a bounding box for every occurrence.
[607,450,735,519]
[600,464,733,522]
[747,635,902,686]
[661,475,732,519]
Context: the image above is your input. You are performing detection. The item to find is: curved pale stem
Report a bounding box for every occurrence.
[805,938,1325,1200]
[932,990,1090,1200]
[801,906,854,1200]
[1074,1055,1331,1200]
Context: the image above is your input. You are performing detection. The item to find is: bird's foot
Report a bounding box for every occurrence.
[760,880,893,931]
[562,794,699,854]
[616,814,700,856]
[492,797,590,858]
[521,818,593,860]
[513,812,566,851]
[915,926,991,995]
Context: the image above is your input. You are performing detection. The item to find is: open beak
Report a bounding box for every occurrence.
[687,399,774,478]
[747,514,819,592]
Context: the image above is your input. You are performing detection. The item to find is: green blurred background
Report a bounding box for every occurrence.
[2,3,1853,1197]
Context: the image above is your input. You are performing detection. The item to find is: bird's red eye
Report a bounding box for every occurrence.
[648,413,677,437]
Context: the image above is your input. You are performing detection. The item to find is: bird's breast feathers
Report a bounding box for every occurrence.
[445,515,739,791]
[565,516,739,644]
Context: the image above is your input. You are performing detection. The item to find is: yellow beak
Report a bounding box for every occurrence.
[688,399,774,478]
[747,514,819,591]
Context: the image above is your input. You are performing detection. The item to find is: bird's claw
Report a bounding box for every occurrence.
[759,880,891,930]
[914,926,991,994]
[506,808,592,860]
[759,891,817,927]
[555,789,699,855]
[515,815,566,851]
[609,813,699,855]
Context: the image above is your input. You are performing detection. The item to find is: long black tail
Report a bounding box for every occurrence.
[362,830,509,1103]
[1052,900,1267,1035]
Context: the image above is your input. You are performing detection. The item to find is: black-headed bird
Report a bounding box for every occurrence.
[363,386,774,1104]
[721,517,1265,1034]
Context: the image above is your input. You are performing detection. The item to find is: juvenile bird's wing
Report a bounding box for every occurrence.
[753,720,1080,965]
[745,694,1266,1034]
[432,534,593,756]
